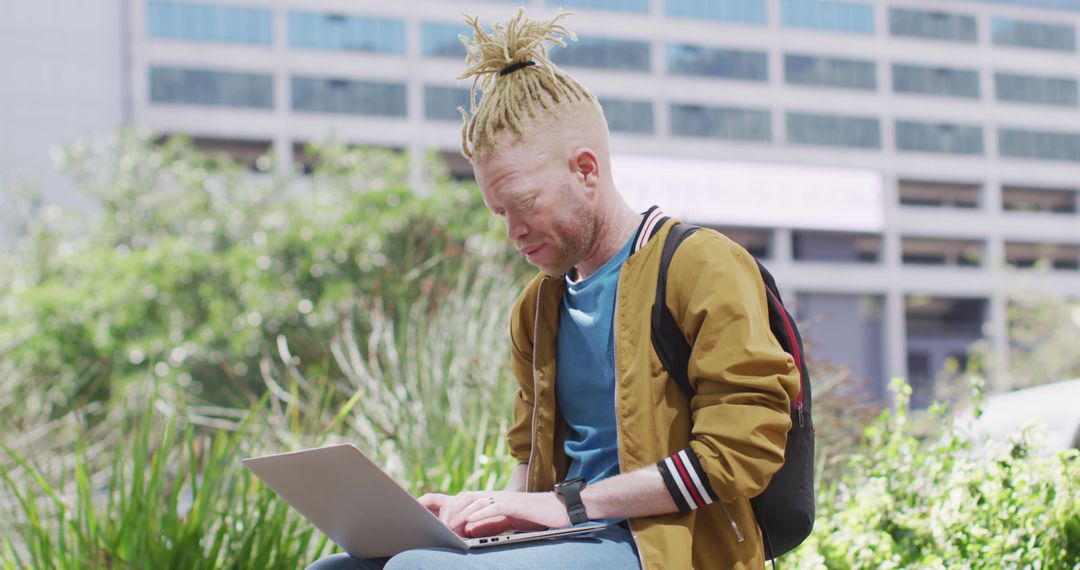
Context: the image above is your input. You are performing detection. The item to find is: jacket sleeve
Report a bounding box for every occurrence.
[654,230,799,511]
[506,278,540,466]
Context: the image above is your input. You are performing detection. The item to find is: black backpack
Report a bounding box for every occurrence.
[651,223,815,561]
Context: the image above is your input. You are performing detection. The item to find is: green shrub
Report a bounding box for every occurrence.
[0,130,513,420]
[785,379,1080,569]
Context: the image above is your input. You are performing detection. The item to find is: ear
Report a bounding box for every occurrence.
[568,147,600,195]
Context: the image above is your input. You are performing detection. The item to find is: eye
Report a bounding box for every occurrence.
[516,196,537,211]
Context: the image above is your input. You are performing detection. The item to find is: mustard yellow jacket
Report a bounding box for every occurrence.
[506,211,800,569]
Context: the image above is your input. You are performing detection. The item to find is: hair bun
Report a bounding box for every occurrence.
[457,9,595,160]
[458,8,575,88]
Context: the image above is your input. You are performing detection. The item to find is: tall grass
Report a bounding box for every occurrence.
[254,245,523,492]
[1,396,330,569]
[0,250,523,568]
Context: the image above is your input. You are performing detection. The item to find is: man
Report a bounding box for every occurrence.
[308,10,798,569]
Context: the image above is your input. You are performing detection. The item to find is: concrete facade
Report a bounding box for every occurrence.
[0,0,130,211]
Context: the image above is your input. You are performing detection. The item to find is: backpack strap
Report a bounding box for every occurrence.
[652,224,807,408]
[651,223,700,400]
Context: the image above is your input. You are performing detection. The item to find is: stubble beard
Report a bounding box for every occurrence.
[543,189,598,277]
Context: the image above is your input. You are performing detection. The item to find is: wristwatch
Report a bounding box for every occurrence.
[553,477,589,525]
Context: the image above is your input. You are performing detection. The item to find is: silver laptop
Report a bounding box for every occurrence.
[242,443,607,558]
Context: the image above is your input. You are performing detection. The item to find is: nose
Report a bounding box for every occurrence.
[505,213,528,241]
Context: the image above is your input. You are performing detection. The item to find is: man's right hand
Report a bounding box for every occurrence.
[416,464,532,536]
[419,491,518,536]
[417,490,568,538]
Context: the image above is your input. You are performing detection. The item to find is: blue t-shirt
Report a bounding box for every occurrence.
[556,235,634,486]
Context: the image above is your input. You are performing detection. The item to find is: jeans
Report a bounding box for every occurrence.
[305,524,641,570]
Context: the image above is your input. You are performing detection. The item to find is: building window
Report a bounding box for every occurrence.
[670,104,771,141]
[147,1,273,45]
[999,128,1080,162]
[898,179,981,208]
[707,226,772,258]
[1005,242,1080,270]
[991,17,1076,52]
[905,296,986,409]
[994,73,1078,107]
[666,44,767,81]
[901,238,984,266]
[895,121,984,155]
[550,0,650,13]
[288,11,405,54]
[779,0,875,35]
[889,8,977,43]
[892,64,980,99]
[598,98,655,134]
[149,66,273,109]
[421,22,469,58]
[795,292,886,397]
[786,112,880,149]
[1002,184,1077,214]
[551,37,651,72]
[665,0,767,24]
[186,136,272,171]
[784,54,876,90]
[434,150,476,181]
[792,231,881,263]
[423,85,470,121]
[291,76,406,117]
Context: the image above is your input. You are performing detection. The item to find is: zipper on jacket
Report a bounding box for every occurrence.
[525,279,545,493]
[719,503,746,543]
[611,283,646,568]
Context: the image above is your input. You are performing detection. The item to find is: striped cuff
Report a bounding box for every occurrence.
[657,448,720,514]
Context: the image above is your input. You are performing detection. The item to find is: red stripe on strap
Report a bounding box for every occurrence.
[767,288,804,407]
[637,211,661,252]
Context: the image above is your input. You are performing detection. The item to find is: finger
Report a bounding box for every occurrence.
[463,514,514,538]
[464,501,548,536]
[462,502,504,526]
[417,493,448,516]
[449,497,497,535]
[439,492,480,528]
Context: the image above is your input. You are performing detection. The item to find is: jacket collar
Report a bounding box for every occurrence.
[630,205,667,255]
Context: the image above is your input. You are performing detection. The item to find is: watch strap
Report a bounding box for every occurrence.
[555,479,589,525]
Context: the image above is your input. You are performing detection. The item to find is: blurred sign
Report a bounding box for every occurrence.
[612,154,885,233]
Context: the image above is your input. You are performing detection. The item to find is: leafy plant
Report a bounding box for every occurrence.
[0,130,512,420]
[784,379,1080,569]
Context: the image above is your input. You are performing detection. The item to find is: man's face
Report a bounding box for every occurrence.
[474,143,597,277]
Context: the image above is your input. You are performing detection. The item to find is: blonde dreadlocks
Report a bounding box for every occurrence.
[458,9,599,161]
